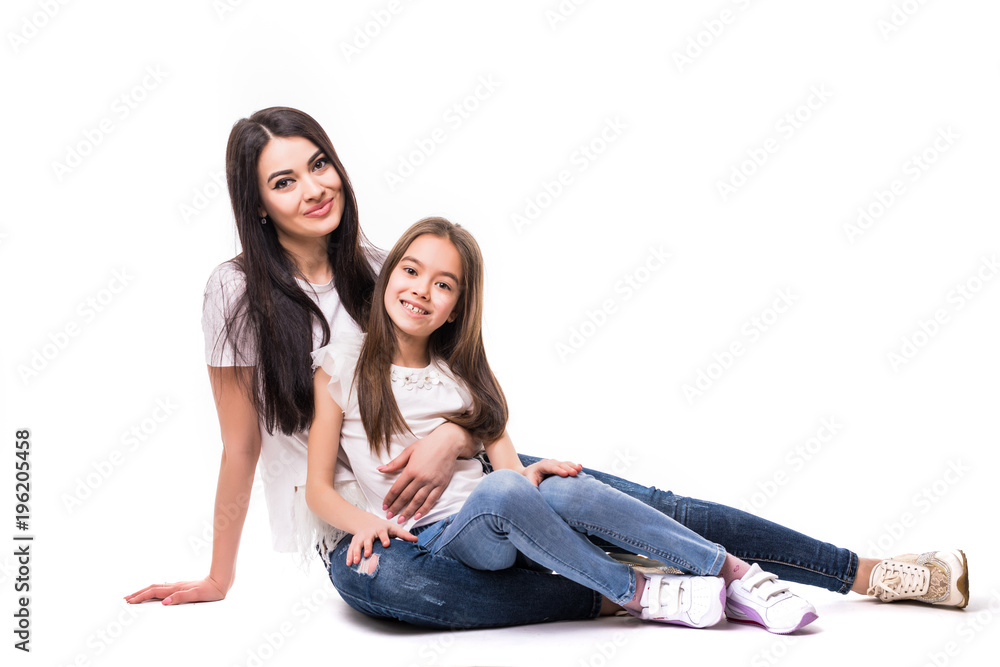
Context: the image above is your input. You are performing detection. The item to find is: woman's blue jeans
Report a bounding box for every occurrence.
[327,454,858,629]
[413,470,726,606]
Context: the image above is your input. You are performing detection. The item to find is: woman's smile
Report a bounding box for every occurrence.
[304,196,335,218]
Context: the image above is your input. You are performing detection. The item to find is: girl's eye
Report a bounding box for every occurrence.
[313,157,329,171]
[402,267,417,276]
[436,282,452,291]
[274,178,292,190]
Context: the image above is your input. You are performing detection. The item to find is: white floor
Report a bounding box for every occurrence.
[37,538,997,667]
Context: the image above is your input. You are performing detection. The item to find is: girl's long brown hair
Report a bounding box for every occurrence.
[356,218,508,455]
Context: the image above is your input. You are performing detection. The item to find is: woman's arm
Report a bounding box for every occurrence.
[484,431,582,486]
[306,369,416,564]
[125,365,261,605]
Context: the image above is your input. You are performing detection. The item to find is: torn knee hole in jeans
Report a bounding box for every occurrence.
[355,554,379,575]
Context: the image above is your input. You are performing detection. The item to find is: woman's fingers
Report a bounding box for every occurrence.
[124,582,186,604]
[410,486,445,523]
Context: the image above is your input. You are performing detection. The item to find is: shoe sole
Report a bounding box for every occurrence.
[726,602,818,635]
[954,549,969,609]
[726,611,819,635]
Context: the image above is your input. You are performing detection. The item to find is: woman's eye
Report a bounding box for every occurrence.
[402,267,416,276]
[313,158,329,171]
[274,178,292,190]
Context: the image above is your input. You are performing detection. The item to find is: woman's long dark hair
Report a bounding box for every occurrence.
[356,218,508,455]
[217,107,376,435]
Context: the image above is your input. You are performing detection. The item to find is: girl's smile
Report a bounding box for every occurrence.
[384,234,463,364]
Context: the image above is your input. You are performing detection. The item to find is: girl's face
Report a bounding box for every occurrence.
[256,136,344,246]
[384,234,463,342]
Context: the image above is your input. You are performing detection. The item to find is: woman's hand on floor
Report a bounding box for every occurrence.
[124,576,228,606]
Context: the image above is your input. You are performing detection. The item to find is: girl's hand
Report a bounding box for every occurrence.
[124,576,228,606]
[521,459,583,486]
[347,520,417,566]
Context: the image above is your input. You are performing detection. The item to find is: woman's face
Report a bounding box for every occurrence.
[384,234,463,342]
[256,136,345,246]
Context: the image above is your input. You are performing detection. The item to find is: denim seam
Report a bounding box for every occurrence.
[736,555,856,594]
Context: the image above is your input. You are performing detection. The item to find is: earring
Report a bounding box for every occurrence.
[260,216,267,225]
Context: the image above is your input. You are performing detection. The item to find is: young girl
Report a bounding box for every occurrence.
[304,217,819,633]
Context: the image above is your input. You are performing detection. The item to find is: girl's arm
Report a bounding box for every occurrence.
[484,430,582,486]
[305,368,417,564]
[126,365,260,605]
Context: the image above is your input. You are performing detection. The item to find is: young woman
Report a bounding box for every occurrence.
[125,107,968,629]
[305,217,820,632]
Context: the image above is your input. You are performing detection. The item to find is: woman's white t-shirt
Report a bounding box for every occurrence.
[201,260,363,553]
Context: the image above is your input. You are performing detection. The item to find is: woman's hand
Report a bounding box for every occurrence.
[521,459,583,486]
[377,422,476,523]
[347,519,417,566]
[124,576,228,606]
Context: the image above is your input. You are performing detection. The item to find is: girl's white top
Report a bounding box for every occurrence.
[202,260,364,553]
[311,336,485,533]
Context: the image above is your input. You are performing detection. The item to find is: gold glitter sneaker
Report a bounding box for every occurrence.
[867,549,968,608]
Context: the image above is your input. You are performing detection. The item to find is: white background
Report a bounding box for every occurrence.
[2,1,998,665]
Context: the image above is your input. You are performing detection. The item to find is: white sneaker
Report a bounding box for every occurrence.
[725,564,818,634]
[625,573,726,628]
[868,549,969,608]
